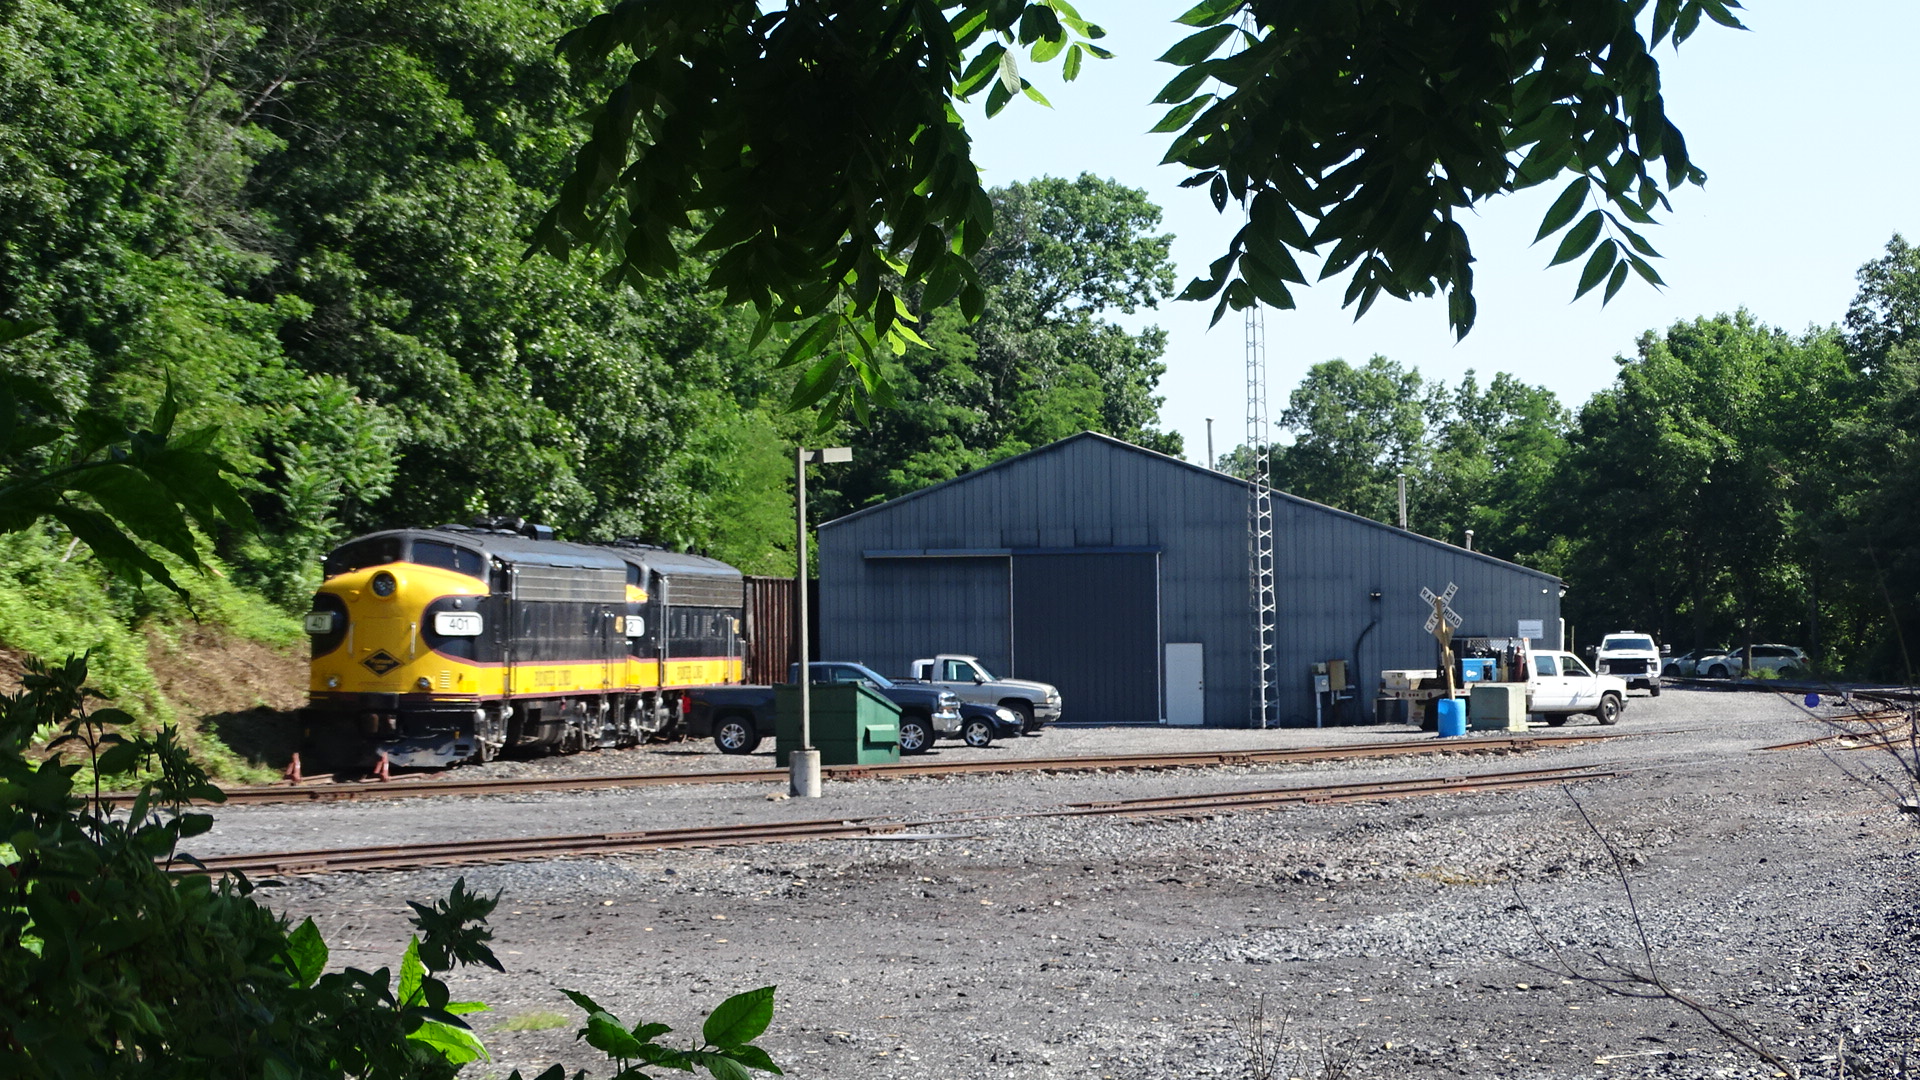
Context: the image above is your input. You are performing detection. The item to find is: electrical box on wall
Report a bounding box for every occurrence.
[1327,659,1347,691]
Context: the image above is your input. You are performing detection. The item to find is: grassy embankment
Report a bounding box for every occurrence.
[0,527,307,783]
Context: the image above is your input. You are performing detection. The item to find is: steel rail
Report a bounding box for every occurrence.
[184,764,1617,877]
[105,733,1624,810]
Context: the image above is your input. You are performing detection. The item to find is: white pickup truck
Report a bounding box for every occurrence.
[903,654,1063,733]
[1525,650,1628,726]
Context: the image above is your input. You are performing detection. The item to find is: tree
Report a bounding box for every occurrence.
[1254,359,1568,564]
[1834,235,1920,675]
[536,0,1744,415]
[821,174,1182,512]
[1266,357,1427,523]
[1547,313,1851,655]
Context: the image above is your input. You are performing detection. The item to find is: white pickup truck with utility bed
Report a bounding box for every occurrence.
[902,654,1062,733]
[1525,650,1628,726]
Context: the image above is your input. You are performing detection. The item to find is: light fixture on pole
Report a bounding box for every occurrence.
[792,445,851,799]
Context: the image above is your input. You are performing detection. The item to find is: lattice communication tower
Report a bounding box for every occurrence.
[1245,299,1277,728]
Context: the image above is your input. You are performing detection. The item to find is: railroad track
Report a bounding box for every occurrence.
[187,763,1619,876]
[107,733,1623,810]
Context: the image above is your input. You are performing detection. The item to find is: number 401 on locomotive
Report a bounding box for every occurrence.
[299,519,746,774]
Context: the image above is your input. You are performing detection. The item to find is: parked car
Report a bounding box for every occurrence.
[686,662,963,755]
[901,654,1063,733]
[955,700,1024,747]
[1593,632,1662,696]
[1695,645,1809,679]
[1661,647,1728,678]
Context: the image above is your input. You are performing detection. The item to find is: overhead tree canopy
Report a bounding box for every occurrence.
[537,0,1744,416]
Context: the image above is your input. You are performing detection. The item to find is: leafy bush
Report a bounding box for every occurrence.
[0,651,782,1079]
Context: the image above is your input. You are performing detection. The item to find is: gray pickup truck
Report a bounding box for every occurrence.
[901,654,1062,733]
[685,661,962,755]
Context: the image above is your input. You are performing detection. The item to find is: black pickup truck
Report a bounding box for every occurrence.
[685,661,963,755]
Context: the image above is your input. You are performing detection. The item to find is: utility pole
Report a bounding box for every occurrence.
[792,445,850,798]
[1205,417,1215,470]
[1397,474,1408,530]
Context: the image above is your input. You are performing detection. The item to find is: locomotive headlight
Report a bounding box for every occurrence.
[370,570,398,597]
[416,677,432,690]
[326,676,339,688]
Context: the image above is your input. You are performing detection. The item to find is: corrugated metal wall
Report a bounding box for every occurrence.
[818,433,1560,726]
[743,576,793,685]
[1011,552,1160,723]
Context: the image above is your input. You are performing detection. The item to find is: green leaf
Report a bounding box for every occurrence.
[1175,0,1244,27]
[1150,94,1212,134]
[1534,177,1591,243]
[585,1012,647,1058]
[66,464,199,566]
[563,989,611,1019]
[1157,24,1235,66]
[688,1051,753,1080]
[410,1019,490,1065]
[1548,210,1604,267]
[1601,259,1631,302]
[724,1044,782,1074]
[1061,42,1083,80]
[702,986,776,1048]
[1626,252,1667,287]
[1574,239,1619,299]
[284,919,329,988]
[1153,63,1212,105]
[94,742,141,776]
[49,506,183,596]
[777,315,839,370]
[985,76,1014,116]
[997,50,1020,96]
[789,353,846,411]
[397,936,427,1005]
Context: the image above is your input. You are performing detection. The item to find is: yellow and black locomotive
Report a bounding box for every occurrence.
[300,520,745,772]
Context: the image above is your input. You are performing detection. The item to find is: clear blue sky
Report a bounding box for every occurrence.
[962,1,1920,462]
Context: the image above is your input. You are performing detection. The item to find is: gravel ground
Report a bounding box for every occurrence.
[208,687,1920,1079]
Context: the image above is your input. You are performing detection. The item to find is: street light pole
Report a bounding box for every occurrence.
[1205,417,1214,470]
[792,445,850,799]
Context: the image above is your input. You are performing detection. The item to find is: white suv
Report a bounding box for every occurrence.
[1695,644,1809,679]
[1595,632,1662,696]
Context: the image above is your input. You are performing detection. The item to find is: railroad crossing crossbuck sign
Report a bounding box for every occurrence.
[1420,583,1463,641]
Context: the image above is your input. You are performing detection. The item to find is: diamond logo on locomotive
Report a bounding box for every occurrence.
[360,650,402,676]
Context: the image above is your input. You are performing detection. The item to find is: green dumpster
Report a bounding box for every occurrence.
[774,682,900,767]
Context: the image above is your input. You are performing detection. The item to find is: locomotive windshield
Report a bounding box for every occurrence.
[412,539,486,579]
[323,536,403,577]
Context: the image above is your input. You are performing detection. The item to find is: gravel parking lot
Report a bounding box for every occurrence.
[217,686,1920,1079]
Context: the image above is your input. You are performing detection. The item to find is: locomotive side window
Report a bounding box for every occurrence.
[412,540,486,579]
[323,536,403,577]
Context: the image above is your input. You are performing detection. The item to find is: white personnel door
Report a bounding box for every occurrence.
[1164,643,1205,726]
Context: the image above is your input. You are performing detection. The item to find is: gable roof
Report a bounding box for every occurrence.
[819,431,1560,583]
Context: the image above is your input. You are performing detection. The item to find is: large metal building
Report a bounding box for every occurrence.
[816,432,1563,727]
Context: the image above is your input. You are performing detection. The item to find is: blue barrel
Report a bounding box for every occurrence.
[1436,697,1467,738]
